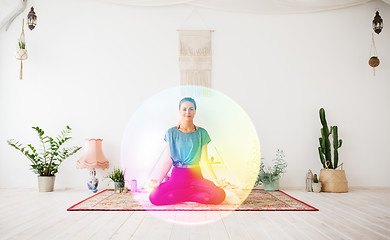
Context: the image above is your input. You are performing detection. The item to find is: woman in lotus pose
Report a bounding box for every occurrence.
[149,97,226,205]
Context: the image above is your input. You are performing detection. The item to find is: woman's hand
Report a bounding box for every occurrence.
[147,179,159,191]
[214,179,224,188]
[214,179,238,189]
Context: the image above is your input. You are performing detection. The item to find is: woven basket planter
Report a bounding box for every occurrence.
[319,169,348,193]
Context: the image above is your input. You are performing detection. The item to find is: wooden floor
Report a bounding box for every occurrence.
[0,188,389,240]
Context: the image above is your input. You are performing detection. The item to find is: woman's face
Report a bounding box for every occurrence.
[179,101,196,121]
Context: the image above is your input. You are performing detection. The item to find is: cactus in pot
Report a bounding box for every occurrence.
[318,108,342,169]
[312,174,322,193]
[317,108,348,193]
[313,174,318,183]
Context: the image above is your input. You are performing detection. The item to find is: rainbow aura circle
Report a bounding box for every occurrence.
[121,86,260,224]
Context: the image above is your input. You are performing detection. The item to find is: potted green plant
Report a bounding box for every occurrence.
[18,38,26,49]
[104,167,125,189]
[7,126,82,192]
[312,174,322,193]
[255,149,287,191]
[369,56,380,68]
[16,19,28,80]
[318,108,348,193]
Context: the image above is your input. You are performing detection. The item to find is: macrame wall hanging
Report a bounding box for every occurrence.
[178,30,212,96]
[15,19,28,80]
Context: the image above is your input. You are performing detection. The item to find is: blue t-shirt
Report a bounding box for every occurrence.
[164,126,211,168]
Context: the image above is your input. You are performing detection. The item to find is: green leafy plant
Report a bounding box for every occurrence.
[256,149,287,185]
[104,168,125,183]
[313,174,319,183]
[318,108,343,169]
[18,39,26,49]
[7,126,81,176]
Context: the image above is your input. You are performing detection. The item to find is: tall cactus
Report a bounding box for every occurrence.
[332,126,343,169]
[318,108,342,169]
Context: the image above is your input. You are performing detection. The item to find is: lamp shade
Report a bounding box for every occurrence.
[77,139,109,170]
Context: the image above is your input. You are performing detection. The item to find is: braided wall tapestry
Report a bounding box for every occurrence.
[178,30,212,92]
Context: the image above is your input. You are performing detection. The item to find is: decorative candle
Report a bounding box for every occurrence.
[131,179,137,192]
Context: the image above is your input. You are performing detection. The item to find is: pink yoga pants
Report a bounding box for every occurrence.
[149,166,226,205]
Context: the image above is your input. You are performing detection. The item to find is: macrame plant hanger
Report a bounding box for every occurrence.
[16,19,28,80]
[177,8,214,96]
[369,33,380,76]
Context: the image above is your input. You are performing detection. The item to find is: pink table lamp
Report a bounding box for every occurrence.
[77,139,109,192]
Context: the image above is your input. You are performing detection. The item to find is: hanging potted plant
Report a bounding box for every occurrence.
[7,126,82,192]
[369,32,380,76]
[369,56,380,70]
[318,108,348,193]
[255,149,287,191]
[15,19,28,80]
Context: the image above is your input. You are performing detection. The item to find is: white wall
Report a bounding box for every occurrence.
[1,0,389,189]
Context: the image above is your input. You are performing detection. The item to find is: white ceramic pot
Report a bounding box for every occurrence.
[312,182,322,193]
[38,176,56,192]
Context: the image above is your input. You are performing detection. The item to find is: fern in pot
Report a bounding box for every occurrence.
[255,149,287,191]
[7,126,82,192]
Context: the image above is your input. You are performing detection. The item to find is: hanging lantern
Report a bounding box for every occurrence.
[15,19,28,80]
[27,7,37,30]
[372,10,383,34]
[306,169,313,192]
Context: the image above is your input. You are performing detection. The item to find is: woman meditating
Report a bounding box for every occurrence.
[149,97,226,205]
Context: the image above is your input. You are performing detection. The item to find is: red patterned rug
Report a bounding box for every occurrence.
[67,189,318,211]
